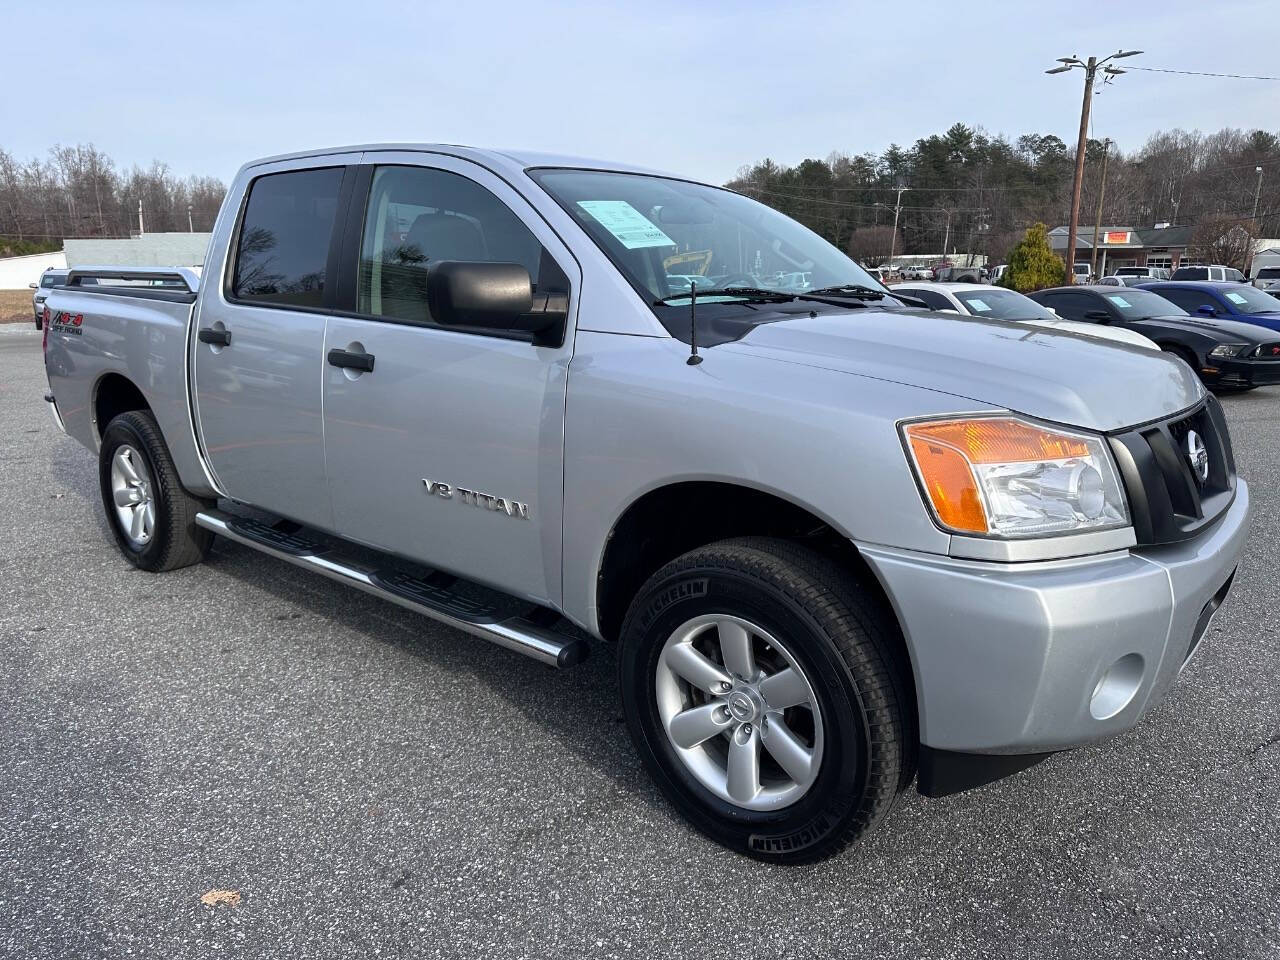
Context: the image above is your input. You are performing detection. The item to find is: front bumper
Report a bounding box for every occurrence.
[1205,356,1280,386]
[860,478,1250,759]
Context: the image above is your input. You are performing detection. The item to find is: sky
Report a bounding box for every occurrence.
[3,0,1276,186]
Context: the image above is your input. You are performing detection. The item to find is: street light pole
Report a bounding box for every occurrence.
[187,203,194,232]
[1253,166,1264,220]
[1046,49,1141,283]
[889,184,909,264]
[1089,138,1113,280]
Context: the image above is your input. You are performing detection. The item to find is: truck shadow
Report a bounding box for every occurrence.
[201,533,666,816]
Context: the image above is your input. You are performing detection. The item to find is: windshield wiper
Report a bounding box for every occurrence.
[804,284,886,300]
[655,286,796,305]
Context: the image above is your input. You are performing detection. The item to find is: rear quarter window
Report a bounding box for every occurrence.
[230,167,344,308]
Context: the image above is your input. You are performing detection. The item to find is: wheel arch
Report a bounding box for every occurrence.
[594,482,915,694]
[92,372,151,441]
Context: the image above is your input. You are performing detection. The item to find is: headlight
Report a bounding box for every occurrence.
[1208,343,1247,358]
[902,416,1129,538]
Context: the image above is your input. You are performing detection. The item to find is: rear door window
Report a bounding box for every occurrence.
[231,167,345,308]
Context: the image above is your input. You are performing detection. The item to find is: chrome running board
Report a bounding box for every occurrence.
[195,509,588,668]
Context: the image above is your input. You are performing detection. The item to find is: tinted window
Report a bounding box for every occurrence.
[1172,267,1208,280]
[1257,267,1280,280]
[1039,292,1096,321]
[357,165,547,323]
[1154,287,1214,314]
[1226,269,1245,282]
[231,167,344,307]
[40,274,60,288]
[898,288,952,310]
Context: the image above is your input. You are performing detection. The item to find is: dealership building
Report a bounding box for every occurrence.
[1048,224,1194,274]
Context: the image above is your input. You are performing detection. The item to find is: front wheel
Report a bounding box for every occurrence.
[618,538,914,864]
[98,410,212,571]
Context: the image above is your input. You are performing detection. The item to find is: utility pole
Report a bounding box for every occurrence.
[137,199,145,236]
[187,203,194,232]
[1089,138,1113,280]
[889,184,909,264]
[1253,166,1264,220]
[941,208,953,260]
[1046,49,1141,282]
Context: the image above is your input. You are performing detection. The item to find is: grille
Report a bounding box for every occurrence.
[1108,396,1236,546]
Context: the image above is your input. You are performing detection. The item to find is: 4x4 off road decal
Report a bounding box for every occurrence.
[48,309,84,335]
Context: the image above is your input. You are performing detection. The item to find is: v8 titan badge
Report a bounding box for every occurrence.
[423,478,530,520]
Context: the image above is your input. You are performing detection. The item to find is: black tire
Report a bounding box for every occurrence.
[618,537,915,865]
[98,410,212,572]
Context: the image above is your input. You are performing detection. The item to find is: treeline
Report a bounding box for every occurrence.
[0,143,227,256]
[725,125,1280,264]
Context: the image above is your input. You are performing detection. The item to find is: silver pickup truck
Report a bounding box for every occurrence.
[42,144,1249,864]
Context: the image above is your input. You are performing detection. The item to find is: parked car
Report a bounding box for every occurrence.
[29,268,69,328]
[988,264,1008,284]
[1112,266,1170,280]
[1137,281,1280,335]
[1170,264,1246,282]
[1250,265,1280,289]
[903,265,934,280]
[1072,263,1093,283]
[934,265,982,283]
[1029,285,1280,389]
[1098,275,1156,288]
[892,281,1157,350]
[43,143,1249,864]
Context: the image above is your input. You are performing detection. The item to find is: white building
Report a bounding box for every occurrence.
[0,251,68,289]
[64,232,211,269]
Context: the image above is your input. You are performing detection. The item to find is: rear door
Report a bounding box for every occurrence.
[320,153,579,605]
[192,156,359,528]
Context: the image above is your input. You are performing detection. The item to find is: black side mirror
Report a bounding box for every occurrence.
[1084,309,1112,323]
[1197,304,1217,316]
[426,261,565,341]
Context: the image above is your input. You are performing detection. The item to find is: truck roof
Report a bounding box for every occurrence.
[239,143,686,184]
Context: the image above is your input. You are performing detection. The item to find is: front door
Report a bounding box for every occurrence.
[193,159,358,529]
[321,154,579,605]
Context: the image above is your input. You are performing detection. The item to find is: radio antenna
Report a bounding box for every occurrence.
[687,281,703,366]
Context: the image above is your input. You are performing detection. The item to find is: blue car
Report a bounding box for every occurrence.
[1138,280,1280,334]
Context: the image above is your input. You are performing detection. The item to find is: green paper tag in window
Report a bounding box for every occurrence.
[577,200,675,250]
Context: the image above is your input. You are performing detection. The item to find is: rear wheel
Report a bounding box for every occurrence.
[98,410,212,571]
[618,537,914,864]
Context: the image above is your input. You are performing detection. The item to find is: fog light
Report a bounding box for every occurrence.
[1089,653,1144,720]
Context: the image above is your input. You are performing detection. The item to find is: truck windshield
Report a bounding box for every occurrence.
[528,168,884,307]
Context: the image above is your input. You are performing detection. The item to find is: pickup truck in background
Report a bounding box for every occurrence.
[43,144,1249,864]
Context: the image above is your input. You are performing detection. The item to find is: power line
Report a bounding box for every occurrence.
[1127,65,1280,81]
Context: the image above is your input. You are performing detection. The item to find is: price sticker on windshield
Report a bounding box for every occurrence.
[1226,292,1248,304]
[577,200,675,250]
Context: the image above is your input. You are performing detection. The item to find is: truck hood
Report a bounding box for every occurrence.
[727,308,1204,432]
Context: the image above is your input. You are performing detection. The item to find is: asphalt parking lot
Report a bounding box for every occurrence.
[1,330,1277,960]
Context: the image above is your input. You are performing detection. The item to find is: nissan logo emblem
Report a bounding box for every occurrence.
[1186,429,1210,485]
